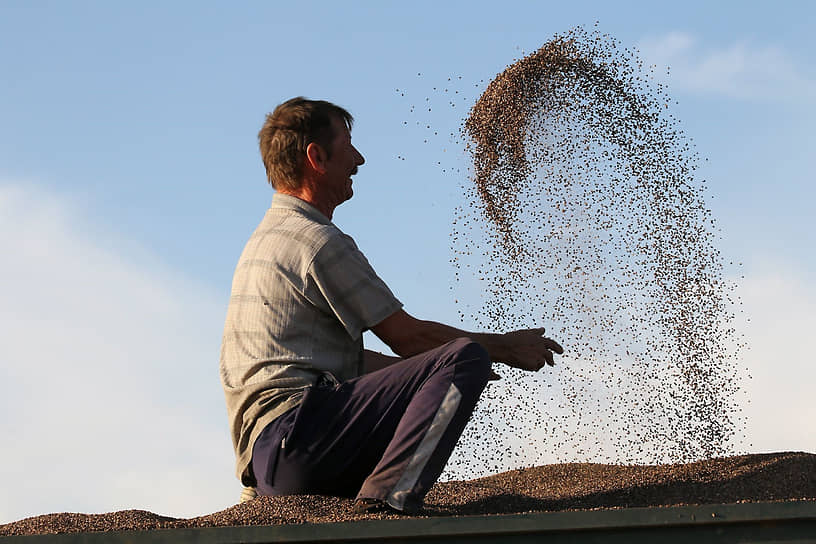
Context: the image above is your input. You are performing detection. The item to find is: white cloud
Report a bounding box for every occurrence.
[735,260,816,454]
[637,32,816,102]
[0,183,236,523]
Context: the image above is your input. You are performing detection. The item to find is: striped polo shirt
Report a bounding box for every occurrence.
[220,193,402,484]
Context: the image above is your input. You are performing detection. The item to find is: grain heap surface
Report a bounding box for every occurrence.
[446,25,747,479]
[2,452,814,536]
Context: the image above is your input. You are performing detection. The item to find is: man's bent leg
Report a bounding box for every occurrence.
[253,338,491,507]
[356,338,491,511]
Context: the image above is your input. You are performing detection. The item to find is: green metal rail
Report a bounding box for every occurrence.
[4,500,816,543]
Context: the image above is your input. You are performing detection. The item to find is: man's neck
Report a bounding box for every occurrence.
[276,186,334,220]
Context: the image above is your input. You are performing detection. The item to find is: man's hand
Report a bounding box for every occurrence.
[496,327,563,372]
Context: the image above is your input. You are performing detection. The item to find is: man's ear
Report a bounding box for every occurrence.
[305,142,327,174]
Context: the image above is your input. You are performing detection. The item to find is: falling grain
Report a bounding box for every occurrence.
[447,25,747,478]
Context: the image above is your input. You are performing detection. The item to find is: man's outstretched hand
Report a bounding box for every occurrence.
[496,327,564,372]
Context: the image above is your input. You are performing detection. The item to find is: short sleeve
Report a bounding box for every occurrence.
[305,232,403,340]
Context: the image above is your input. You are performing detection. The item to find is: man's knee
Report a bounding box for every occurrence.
[448,337,491,381]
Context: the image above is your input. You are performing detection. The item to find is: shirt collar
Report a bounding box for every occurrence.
[270,192,332,225]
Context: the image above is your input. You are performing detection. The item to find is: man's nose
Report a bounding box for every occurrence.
[354,146,365,166]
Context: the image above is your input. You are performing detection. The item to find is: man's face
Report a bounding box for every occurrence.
[322,115,365,206]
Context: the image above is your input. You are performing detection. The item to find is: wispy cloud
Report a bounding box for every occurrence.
[637,32,816,102]
[0,183,235,523]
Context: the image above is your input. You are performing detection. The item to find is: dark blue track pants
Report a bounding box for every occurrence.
[251,338,491,512]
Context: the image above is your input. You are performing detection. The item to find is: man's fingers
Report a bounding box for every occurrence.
[543,349,555,367]
[544,337,564,354]
[524,328,563,354]
[506,328,563,371]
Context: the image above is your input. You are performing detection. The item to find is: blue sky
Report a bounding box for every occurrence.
[1,0,814,523]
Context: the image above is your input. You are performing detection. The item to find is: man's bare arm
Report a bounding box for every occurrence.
[370,310,563,372]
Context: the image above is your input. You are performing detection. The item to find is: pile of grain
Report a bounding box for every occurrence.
[2,452,814,536]
[447,25,747,479]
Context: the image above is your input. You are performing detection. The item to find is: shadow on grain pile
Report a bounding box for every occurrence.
[2,452,815,537]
